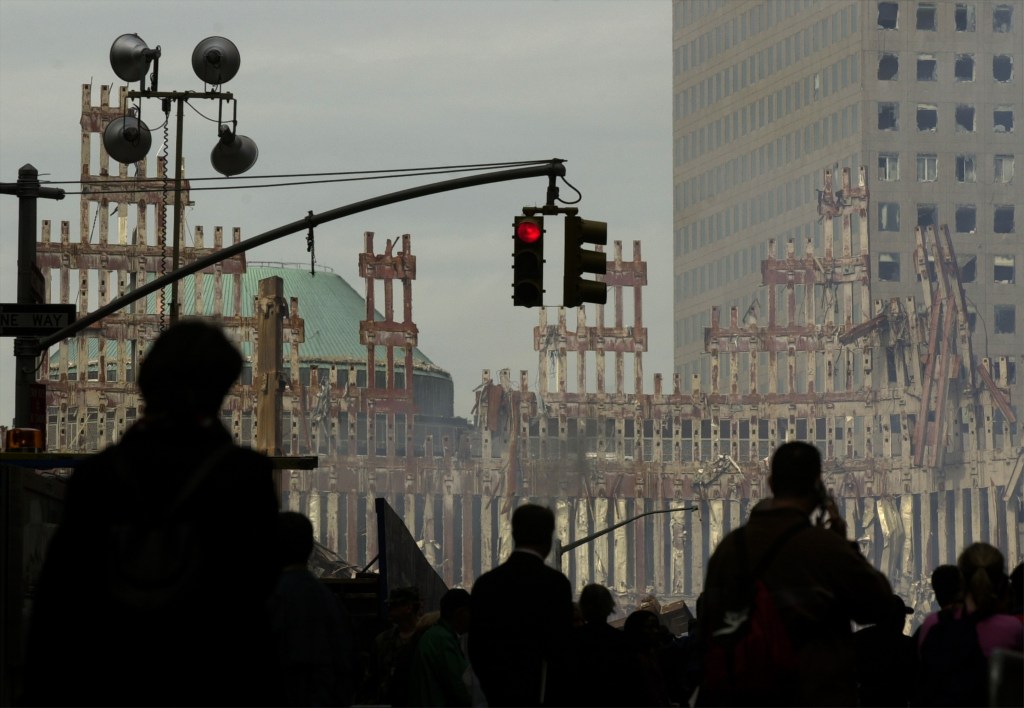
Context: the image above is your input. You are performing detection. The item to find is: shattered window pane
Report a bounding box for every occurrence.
[917,104,938,131]
[917,3,937,30]
[878,102,899,130]
[956,154,977,182]
[955,54,975,81]
[994,255,1015,285]
[994,205,1015,233]
[993,55,1013,82]
[993,4,1013,32]
[917,55,937,81]
[993,108,1014,133]
[918,204,938,230]
[956,105,975,132]
[955,205,977,233]
[878,53,899,80]
[879,202,900,231]
[994,304,1015,335]
[878,2,899,29]
[960,255,977,283]
[878,253,900,281]
[955,3,976,31]
[994,155,1014,183]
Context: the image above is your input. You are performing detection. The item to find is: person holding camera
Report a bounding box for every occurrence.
[699,441,894,706]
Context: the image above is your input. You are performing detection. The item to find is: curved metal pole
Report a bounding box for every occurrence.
[37,159,566,350]
[554,506,698,571]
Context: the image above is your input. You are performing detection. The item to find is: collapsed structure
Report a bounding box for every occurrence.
[21,84,1023,612]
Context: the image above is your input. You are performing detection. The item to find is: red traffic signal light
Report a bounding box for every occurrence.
[513,216,544,308]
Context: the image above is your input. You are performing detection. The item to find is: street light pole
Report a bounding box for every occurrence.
[553,505,698,572]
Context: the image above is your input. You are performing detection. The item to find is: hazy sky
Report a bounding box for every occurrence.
[0,0,672,425]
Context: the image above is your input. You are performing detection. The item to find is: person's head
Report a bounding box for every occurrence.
[769,441,823,502]
[387,586,422,629]
[579,584,615,624]
[880,594,914,633]
[623,609,661,650]
[930,564,963,609]
[957,542,1008,615]
[275,511,315,569]
[511,504,556,557]
[138,320,242,418]
[439,588,472,635]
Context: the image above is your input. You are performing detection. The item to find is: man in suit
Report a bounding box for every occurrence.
[468,504,574,706]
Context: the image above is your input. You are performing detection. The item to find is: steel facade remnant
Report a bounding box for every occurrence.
[11,82,1022,615]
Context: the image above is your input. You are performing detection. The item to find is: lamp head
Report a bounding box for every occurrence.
[103,116,152,164]
[110,33,159,83]
[192,36,241,85]
[211,125,258,176]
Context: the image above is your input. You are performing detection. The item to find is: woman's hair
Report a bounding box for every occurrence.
[957,542,1008,616]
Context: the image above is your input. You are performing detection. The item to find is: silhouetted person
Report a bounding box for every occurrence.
[931,564,965,611]
[567,584,631,706]
[469,503,574,706]
[23,320,281,706]
[623,609,673,706]
[367,585,423,706]
[854,594,917,707]
[700,441,893,706]
[409,588,473,706]
[269,511,354,706]
[915,542,1023,706]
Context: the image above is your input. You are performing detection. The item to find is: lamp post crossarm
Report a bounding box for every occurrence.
[558,506,699,556]
[126,90,233,101]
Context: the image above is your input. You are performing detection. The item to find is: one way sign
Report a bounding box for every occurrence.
[0,303,76,337]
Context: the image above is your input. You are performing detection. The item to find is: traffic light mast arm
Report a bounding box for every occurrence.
[35,159,567,350]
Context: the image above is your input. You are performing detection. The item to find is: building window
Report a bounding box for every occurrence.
[917,54,937,80]
[956,205,977,233]
[878,102,899,130]
[956,105,975,132]
[993,5,1013,32]
[961,255,977,282]
[957,154,977,182]
[993,55,1013,82]
[994,155,1014,183]
[878,53,899,80]
[879,202,901,231]
[994,256,1015,284]
[955,3,976,31]
[917,154,938,181]
[955,55,975,81]
[994,107,1014,133]
[916,3,937,30]
[878,2,899,29]
[917,104,937,131]
[918,204,938,230]
[994,205,1015,233]
[878,153,900,181]
[878,253,901,281]
[994,305,1015,334]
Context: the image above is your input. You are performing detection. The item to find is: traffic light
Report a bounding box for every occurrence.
[512,215,545,307]
[563,215,607,307]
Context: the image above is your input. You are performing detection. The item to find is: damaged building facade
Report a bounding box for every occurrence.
[14,83,1023,615]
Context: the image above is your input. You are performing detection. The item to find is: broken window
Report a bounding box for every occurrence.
[993,4,1013,32]
[956,205,977,233]
[878,253,901,281]
[994,304,1016,334]
[878,153,899,181]
[955,3,976,31]
[994,255,1015,284]
[992,358,1017,384]
[960,255,977,282]
[917,104,937,131]
[994,205,1015,233]
[956,154,977,182]
[967,305,978,331]
[994,155,1014,183]
[955,54,975,81]
[878,2,899,29]
[878,53,899,80]
[918,204,938,230]
[956,105,975,132]
[993,55,1013,82]
[917,154,938,182]
[878,102,899,130]
[994,107,1014,133]
[917,55,937,80]
[879,202,900,231]
[917,3,937,29]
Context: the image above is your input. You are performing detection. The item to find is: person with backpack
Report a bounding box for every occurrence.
[913,542,1023,707]
[22,321,282,706]
[698,441,894,706]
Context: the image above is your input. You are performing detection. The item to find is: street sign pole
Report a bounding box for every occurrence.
[0,165,65,428]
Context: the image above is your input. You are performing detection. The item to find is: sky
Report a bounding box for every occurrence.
[0,0,673,426]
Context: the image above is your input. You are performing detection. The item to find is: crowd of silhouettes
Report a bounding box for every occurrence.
[18,322,1024,707]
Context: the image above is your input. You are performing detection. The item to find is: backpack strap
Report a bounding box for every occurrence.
[736,520,809,580]
[165,443,237,514]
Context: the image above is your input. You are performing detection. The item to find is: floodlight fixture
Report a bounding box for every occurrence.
[192,36,241,85]
[109,33,160,83]
[211,125,259,176]
[102,115,152,164]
